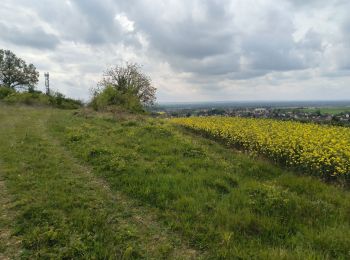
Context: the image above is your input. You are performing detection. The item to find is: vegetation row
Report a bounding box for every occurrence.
[1,49,155,112]
[0,49,83,109]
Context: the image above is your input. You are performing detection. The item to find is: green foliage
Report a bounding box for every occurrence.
[0,86,15,99]
[0,49,39,91]
[3,91,51,106]
[48,91,83,109]
[90,85,143,113]
[1,90,82,109]
[90,63,156,113]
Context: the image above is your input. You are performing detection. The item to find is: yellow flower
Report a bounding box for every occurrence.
[172,116,350,176]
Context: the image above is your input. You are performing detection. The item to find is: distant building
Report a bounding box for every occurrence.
[254,108,267,113]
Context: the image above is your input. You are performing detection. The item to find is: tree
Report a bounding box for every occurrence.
[0,49,39,91]
[97,63,156,107]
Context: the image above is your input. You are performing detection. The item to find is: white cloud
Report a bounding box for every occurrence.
[115,13,135,33]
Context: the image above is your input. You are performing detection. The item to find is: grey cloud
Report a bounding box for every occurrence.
[296,30,324,68]
[228,71,270,80]
[70,0,119,44]
[15,0,141,47]
[342,16,350,50]
[242,34,304,71]
[5,0,325,78]
[323,70,350,78]
[123,0,235,59]
[331,14,350,70]
[288,0,340,8]
[168,52,240,76]
[1,0,349,101]
[298,30,323,50]
[0,22,60,49]
[119,0,320,77]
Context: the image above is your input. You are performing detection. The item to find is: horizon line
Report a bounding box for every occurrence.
[156,100,350,105]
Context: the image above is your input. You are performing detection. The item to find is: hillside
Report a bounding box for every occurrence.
[1,105,350,259]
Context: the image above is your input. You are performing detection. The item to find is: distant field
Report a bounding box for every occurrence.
[157,101,350,111]
[1,105,350,259]
[300,107,350,115]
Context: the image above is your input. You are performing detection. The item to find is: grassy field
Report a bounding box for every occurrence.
[1,105,350,259]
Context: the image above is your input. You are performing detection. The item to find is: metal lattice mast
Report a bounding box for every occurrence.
[44,72,50,95]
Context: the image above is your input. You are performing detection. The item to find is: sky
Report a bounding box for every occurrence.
[0,0,349,103]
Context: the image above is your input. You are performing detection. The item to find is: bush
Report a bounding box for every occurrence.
[90,85,143,113]
[4,91,50,105]
[49,91,83,109]
[2,90,82,109]
[90,63,156,113]
[0,86,15,99]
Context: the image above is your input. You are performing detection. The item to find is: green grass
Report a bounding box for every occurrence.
[1,105,350,259]
[0,105,197,259]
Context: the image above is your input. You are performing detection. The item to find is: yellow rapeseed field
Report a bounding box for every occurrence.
[172,117,350,177]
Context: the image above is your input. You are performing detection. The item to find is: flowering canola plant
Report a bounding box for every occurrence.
[172,117,350,177]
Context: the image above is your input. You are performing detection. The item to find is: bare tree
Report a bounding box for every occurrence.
[0,49,39,91]
[98,63,156,106]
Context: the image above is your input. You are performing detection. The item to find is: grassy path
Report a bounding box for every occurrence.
[0,106,199,259]
[0,179,22,259]
[49,108,350,259]
[1,105,350,259]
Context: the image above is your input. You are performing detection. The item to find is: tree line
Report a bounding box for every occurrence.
[0,49,156,112]
[0,49,39,92]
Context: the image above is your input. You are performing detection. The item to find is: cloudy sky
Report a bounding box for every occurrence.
[1,0,349,102]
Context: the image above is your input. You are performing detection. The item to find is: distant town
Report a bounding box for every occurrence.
[152,102,350,126]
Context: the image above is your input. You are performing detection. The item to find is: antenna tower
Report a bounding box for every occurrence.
[44,72,50,95]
